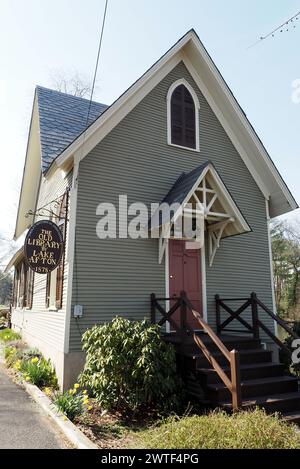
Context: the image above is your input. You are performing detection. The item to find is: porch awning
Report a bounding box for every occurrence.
[150,161,251,266]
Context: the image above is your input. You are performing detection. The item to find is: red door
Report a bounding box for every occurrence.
[169,239,203,330]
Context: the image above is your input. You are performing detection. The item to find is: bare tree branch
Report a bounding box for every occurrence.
[50,70,92,98]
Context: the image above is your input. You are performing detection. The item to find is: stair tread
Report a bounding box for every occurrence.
[281,411,300,421]
[187,348,269,359]
[207,375,298,391]
[163,334,260,344]
[197,362,284,373]
[220,392,300,407]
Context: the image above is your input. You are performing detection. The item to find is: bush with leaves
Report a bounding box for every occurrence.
[280,321,300,377]
[0,328,20,343]
[4,346,20,367]
[79,317,182,413]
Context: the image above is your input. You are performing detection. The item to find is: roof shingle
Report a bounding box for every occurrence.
[36,86,108,172]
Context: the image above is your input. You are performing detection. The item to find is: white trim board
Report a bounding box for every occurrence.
[166,78,200,152]
[265,199,278,339]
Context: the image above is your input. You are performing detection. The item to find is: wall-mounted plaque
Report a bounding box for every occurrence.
[24,220,64,274]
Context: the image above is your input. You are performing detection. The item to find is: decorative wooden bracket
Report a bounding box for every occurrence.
[208,219,231,266]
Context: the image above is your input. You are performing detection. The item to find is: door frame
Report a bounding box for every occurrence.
[165,238,207,332]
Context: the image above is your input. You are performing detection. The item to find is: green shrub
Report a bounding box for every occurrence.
[20,348,42,361]
[4,346,20,367]
[0,308,9,319]
[136,409,300,449]
[280,322,300,377]
[54,385,91,421]
[0,317,7,329]
[20,357,57,388]
[0,328,21,343]
[79,317,182,413]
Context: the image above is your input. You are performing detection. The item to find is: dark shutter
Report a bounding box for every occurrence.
[26,269,34,309]
[171,85,196,149]
[55,193,67,309]
[13,268,19,307]
[45,273,51,308]
[55,254,64,310]
[19,262,27,308]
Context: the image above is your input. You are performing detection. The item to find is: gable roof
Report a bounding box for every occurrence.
[50,29,297,219]
[36,86,108,172]
[161,162,209,208]
[15,29,298,240]
[150,161,251,236]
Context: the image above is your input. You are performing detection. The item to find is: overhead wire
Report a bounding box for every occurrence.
[73,0,109,328]
[248,10,300,49]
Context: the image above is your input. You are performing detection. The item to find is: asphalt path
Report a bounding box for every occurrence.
[0,364,67,449]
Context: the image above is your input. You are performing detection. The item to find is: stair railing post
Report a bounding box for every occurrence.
[230,349,242,411]
[180,291,187,338]
[251,292,260,340]
[215,294,221,334]
[150,293,156,324]
[179,291,188,382]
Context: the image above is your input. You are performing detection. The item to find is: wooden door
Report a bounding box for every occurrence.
[169,239,203,329]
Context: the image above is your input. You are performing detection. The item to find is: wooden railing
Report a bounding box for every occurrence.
[151,291,242,411]
[216,292,299,355]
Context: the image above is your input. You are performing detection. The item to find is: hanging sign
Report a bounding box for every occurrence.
[24,220,64,274]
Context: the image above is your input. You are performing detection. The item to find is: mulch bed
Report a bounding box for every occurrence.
[75,408,159,449]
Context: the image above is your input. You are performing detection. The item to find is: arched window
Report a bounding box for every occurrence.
[167,79,200,151]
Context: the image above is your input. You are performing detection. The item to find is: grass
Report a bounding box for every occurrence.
[134,409,300,449]
[0,328,21,343]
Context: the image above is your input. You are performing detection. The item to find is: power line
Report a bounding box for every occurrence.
[73,0,109,311]
[85,0,109,127]
[248,10,300,49]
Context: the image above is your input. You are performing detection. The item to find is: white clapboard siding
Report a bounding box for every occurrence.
[11,169,73,353]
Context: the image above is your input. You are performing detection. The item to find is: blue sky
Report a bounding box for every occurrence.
[0,0,300,240]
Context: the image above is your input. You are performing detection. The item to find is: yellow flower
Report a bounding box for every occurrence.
[83,398,89,405]
[83,390,88,395]
[31,357,39,364]
[63,416,68,421]
[69,389,75,395]
[88,405,93,411]
[25,376,30,382]
[14,360,22,370]
[44,387,52,396]
[74,383,80,389]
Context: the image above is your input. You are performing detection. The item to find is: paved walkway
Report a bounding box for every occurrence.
[0,364,67,449]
